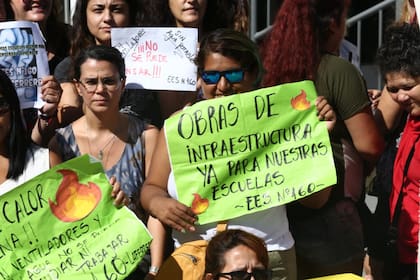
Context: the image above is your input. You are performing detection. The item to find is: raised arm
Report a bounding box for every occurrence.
[32,75,62,147]
[299,96,337,208]
[58,82,84,126]
[375,86,404,135]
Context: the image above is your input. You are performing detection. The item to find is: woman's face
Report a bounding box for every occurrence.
[326,1,350,53]
[386,72,420,117]
[216,245,266,280]
[76,59,125,113]
[86,0,130,46]
[10,0,52,23]
[0,95,11,145]
[169,0,207,28]
[200,52,257,99]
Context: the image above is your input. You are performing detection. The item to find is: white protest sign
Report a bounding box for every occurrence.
[112,27,198,91]
[0,21,49,109]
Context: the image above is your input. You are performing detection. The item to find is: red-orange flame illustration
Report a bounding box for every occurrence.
[191,193,209,215]
[49,169,102,222]
[291,90,311,111]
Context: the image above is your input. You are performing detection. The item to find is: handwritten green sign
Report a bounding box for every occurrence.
[165,81,337,224]
[0,155,151,280]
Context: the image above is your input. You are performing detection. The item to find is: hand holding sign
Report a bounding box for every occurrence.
[112,27,198,91]
[146,168,197,233]
[0,21,49,109]
[315,96,336,131]
[0,155,151,280]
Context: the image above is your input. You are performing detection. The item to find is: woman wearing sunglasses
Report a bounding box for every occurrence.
[205,229,271,280]
[141,28,336,280]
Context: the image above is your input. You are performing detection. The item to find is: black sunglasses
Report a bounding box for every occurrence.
[216,269,271,280]
[201,69,245,84]
[0,97,10,115]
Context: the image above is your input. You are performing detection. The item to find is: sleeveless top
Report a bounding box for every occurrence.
[167,172,294,252]
[54,116,147,220]
[0,145,49,195]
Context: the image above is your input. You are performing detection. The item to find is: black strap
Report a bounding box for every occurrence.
[390,134,420,227]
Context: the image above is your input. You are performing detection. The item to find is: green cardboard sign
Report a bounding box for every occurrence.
[165,81,337,224]
[0,155,151,279]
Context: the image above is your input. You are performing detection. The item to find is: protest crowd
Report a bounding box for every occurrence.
[0,0,420,280]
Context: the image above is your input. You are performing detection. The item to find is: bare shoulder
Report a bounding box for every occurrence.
[144,124,160,139]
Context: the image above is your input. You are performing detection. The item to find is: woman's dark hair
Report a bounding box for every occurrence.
[196,28,264,88]
[205,229,268,276]
[262,0,348,86]
[73,45,126,80]
[137,0,172,27]
[0,70,31,179]
[377,23,420,79]
[70,0,138,58]
[153,0,249,34]
[202,0,249,34]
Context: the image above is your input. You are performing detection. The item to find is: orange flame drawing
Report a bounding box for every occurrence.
[291,90,311,111]
[49,169,102,222]
[191,193,209,215]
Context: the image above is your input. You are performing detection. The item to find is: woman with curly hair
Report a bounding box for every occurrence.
[366,2,418,279]
[376,22,420,280]
[262,0,384,278]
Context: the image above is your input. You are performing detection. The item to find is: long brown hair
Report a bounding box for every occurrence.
[70,0,139,58]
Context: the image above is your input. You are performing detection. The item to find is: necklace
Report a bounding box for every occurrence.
[97,135,117,160]
[85,123,118,161]
[100,135,117,167]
